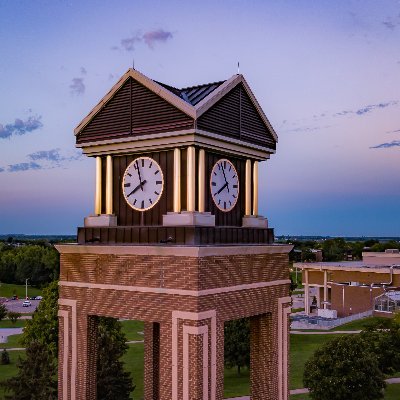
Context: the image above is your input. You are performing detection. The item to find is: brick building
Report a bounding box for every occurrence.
[57,68,292,399]
[295,249,400,318]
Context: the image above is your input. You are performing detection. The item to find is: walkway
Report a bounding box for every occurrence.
[0,328,23,343]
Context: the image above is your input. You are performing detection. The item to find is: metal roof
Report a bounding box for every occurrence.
[377,291,400,301]
[155,80,226,106]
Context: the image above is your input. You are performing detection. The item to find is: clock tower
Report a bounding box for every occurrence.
[57,69,292,400]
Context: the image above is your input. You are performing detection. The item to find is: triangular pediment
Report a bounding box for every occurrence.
[75,69,196,143]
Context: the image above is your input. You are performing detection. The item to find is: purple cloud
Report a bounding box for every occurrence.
[143,29,173,49]
[80,67,87,75]
[120,34,142,51]
[116,29,174,52]
[70,78,85,95]
[8,162,42,172]
[28,149,62,163]
[0,167,4,173]
[0,115,43,139]
[386,129,400,134]
[370,140,400,149]
[383,14,400,30]
[334,101,397,117]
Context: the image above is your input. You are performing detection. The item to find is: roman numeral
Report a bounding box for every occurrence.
[154,170,159,175]
[213,172,217,176]
[229,165,232,172]
[149,162,152,168]
[229,200,232,206]
[224,161,226,169]
[156,181,162,185]
[149,198,152,204]
[233,194,237,198]
[127,173,132,177]
[217,163,221,170]
[141,200,144,209]
[212,182,216,186]
[124,183,131,187]
[233,184,238,188]
[232,175,236,179]
[224,202,226,209]
[133,199,137,205]
[141,159,144,167]
[154,191,159,195]
[218,199,221,205]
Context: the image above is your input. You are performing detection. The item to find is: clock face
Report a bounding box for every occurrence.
[210,159,239,212]
[122,157,164,211]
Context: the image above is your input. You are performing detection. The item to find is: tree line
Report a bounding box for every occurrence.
[0,242,59,286]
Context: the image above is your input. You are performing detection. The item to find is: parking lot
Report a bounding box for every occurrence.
[2,299,40,313]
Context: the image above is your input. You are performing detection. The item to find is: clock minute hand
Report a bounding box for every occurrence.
[215,182,228,195]
[127,180,147,197]
[136,160,144,191]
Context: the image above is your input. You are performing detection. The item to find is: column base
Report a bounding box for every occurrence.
[162,212,215,227]
[84,214,117,227]
[242,215,268,228]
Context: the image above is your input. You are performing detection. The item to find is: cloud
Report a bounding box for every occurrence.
[80,67,87,75]
[28,149,63,163]
[0,115,43,139]
[386,129,400,134]
[120,34,142,51]
[370,140,400,149]
[143,29,173,49]
[334,101,398,117]
[116,29,174,51]
[70,78,85,95]
[383,14,400,30]
[8,162,42,172]
[0,149,84,173]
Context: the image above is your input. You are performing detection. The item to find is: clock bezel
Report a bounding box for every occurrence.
[122,156,164,212]
[210,158,240,212]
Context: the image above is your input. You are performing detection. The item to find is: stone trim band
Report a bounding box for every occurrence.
[59,279,290,298]
[278,297,291,400]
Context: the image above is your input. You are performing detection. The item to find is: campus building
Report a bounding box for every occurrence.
[295,249,400,318]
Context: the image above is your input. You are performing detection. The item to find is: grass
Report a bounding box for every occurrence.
[290,333,345,389]
[0,319,26,328]
[120,320,145,342]
[224,366,250,398]
[0,334,24,349]
[331,316,387,331]
[0,350,25,398]
[121,343,144,399]
[0,283,42,299]
[292,308,305,313]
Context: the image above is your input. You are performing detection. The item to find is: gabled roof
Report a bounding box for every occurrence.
[75,68,278,142]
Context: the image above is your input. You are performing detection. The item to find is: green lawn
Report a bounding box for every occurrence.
[120,320,145,342]
[331,316,388,331]
[0,334,24,349]
[290,384,400,400]
[224,366,250,398]
[0,283,42,299]
[0,319,26,328]
[0,350,25,398]
[121,343,144,399]
[290,333,346,389]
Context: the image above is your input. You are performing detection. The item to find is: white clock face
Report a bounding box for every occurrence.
[210,159,239,212]
[122,157,164,211]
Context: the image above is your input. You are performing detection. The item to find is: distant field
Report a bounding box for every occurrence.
[0,320,26,328]
[0,283,42,299]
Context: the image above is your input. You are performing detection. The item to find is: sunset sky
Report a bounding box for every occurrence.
[0,0,399,236]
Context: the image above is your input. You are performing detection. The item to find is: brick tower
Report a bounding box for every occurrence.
[57,69,292,400]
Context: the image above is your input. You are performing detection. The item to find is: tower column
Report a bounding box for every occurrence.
[323,270,328,309]
[252,161,259,216]
[95,157,102,215]
[173,148,181,213]
[105,155,113,215]
[198,149,205,213]
[304,269,310,315]
[187,146,196,212]
[245,159,252,216]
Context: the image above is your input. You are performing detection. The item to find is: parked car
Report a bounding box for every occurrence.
[30,296,37,300]
[11,295,18,300]
[36,296,43,300]
[22,300,32,307]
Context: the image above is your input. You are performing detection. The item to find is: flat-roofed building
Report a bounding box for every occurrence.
[295,249,400,318]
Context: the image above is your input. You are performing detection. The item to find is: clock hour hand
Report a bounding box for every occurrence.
[221,164,230,193]
[127,180,147,197]
[215,182,228,195]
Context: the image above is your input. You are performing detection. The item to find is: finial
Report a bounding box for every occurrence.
[237,61,240,74]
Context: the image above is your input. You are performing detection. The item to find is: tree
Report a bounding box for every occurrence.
[224,318,250,375]
[96,317,135,399]
[0,303,7,322]
[1,349,10,365]
[7,311,21,325]
[1,341,57,399]
[303,335,385,400]
[22,281,134,398]
[22,280,59,356]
